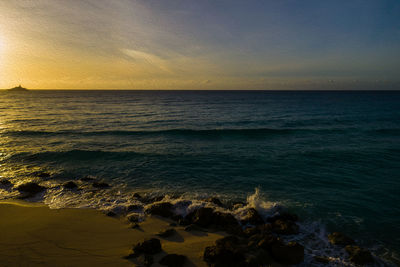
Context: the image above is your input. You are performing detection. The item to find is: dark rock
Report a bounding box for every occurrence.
[131,223,140,229]
[16,182,46,195]
[242,227,259,237]
[157,228,176,238]
[192,207,215,227]
[345,245,374,265]
[63,181,78,189]
[267,211,299,223]
[215,236,240,250]
[37,172,51,178]
[126,204,142,212]
[133,192,142,199]
[205,197,224,207]
[169,222,177,227]
[270,241,304,265]
[136,254,153,267]
[241,208,264,225]
[127,214,140,223]
[145,202,174,218]
[245,249,271,267]
[0,179,12,187]
[132,238,162,255]
[106,211,117,217]
[328,232,355,246]
[80,176,95,182]
[314,256,331,264]
[92,182,110,189]
[171,214,183,222]
[272,219,299,235]
[257,234,279,250]
[214,212,239,227]
[203,245,246,267]
[159,254,186,267]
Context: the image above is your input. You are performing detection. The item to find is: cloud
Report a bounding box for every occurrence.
[122,49,172,73]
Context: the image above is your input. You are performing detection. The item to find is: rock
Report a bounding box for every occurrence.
[133,192,142,199]
[63,181,78,189]
[215,236,240,250]
[127,214,140,223]
[328,232,355,246]
[159,254,186,267]
[242,227,259,237]
[171,214,183,222]
[241,208,264,225]
[272,219,299,235]
[37,172,51,178]
[92,182,110,189]
[106,211,117,217]
[192,207,215,227]
[132,238,162,255]
[16,182,46,195]
[157,228,176,238]
[203,245,246,267]
[214,212,239,227]
[80,176,95,182]
[267,211,299,223]
[0,179,12,187]
[131,223,140,229]
[257,234,279,250]
[245,249,271,267]
[270,241,304,265]
[345,245,374,265]
[314,256,330,264]
[145,202,174,218]
[136,254,153,267]
[205,197,224,207]
[169,222,177,227]
[126,204,142,212]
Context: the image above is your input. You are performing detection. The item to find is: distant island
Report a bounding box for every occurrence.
[7,85,29,92]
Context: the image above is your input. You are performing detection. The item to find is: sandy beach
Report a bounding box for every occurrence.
[0,201,225,266]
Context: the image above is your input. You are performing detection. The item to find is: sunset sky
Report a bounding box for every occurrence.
[0,0,399,90]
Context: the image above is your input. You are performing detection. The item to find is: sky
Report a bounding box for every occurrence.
[0,0,399,90]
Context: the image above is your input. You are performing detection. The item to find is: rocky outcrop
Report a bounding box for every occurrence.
[203,236,246,267]
[0,179,12,187]
[16,182,46,198]
[205,197,224,207]
[63,181,78,189]
[240,208,264,225]
[270,241,304,265]
[328,232,355,246]
[345,245,374,265]
[92,182,110,189]
[126,238,162,258]
[145,202,174,218]
[159,254,187,267]
[271,219,299,235]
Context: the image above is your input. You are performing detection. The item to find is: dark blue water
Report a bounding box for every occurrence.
[1,90,399,263]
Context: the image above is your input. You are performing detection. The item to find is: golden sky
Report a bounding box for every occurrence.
[0,0,399,90]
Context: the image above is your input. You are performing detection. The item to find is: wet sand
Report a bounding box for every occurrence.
[0,201,225,266]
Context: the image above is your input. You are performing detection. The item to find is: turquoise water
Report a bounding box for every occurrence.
[0,90,399,264]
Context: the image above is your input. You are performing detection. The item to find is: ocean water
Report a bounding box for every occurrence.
[0,90,399,265]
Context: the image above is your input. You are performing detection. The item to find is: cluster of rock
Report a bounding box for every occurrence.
[125,238,186,267]
[1,175,112,199]
[143,199,305,266]
[328,232,374,265]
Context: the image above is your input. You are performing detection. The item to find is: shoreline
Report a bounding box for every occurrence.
[0,178,395,266]
[0,200,227,267]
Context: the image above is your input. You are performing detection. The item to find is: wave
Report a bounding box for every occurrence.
[2,127,348,138]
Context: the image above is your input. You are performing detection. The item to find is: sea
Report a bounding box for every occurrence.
[0,90,399,266]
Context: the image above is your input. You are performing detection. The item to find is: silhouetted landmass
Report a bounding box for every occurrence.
[7,85,28,92]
